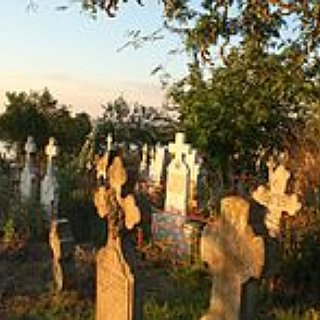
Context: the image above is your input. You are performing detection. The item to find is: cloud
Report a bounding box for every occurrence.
[0,71,165,117]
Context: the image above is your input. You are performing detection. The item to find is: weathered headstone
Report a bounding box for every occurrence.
[252,160,301,238]
[20,136,37,200]
[200,196,264,320]
[41,137,59,221]
[94,155,141,320]
[49,218,75,291]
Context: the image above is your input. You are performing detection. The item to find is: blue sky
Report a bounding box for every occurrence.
[0,1,188,116]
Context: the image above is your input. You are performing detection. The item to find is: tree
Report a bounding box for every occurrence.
[0,91,50,151]
[170,44,320,186]
[77,0,319,60]
[0,89,92,157]
[95,95,178,148]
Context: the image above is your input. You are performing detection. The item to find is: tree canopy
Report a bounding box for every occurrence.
[0,88,92,157]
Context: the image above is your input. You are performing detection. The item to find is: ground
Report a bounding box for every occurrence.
[0,239,210,320]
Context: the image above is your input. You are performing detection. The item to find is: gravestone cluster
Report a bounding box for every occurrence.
[19,136,75,292]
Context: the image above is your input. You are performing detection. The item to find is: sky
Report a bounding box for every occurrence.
[0,1,188,117]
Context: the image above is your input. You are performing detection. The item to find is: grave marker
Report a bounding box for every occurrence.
[41,137,59,221]
[20,136,38,200]
[49,218,75,291]
[94,155,141,320]
[200,196,264,320]
[252,160,301,238]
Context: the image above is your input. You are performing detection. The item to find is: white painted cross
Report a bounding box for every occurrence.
[252,160,301,238]
[168,132,190,163]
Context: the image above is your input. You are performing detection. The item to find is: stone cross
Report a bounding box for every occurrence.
[94,156,141,320]
[168,132,190,163]
[252,161,301,238]
[25,136,36,164]
[140,144,148,170]
[96,153,109,181]
[200,196,264,320]
[20,136,37,200]
[41,138,59,221]
[150,145,166,185]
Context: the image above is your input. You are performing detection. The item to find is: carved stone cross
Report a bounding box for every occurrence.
[168,132,190,163]
[94,155,142,320]
[94,155,141,237]
[252,161,301,238]
[200,196,264,320]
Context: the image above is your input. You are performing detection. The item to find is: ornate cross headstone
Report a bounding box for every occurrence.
[165,132,190,214]
[252,160,301,238]
[200,196,264,320]
[41,137,59,221]
[20,136,37,200]
[94,155,141,320]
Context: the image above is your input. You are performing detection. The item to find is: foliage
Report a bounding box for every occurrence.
[95,96,178,148]
[170,44,319,186]
[77,0,319,61]
[2,217,16,243]
[0,88,91,158]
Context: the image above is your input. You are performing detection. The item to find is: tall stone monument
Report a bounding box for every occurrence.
[41,137,59,221]
[200,196,265,320]
[94,155,141,320]
[252,159,301,238]
[20,136,37,200]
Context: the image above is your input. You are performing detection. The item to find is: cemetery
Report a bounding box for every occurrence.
[0,1,320,319]
[0,125,320,320]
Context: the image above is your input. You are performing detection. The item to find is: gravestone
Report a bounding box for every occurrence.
[152,132,194,258]
[252,160,301,238]
[150,145,166,185]
[200,196,264,320]
[94,155,141,320]
[49,218,75,291]
[107,133,113,152]
[140,144,148,176]
[41,137,59,221]
[185,149,201,211]
[165,132,190,214]
[20,136,37,200]
[96,152,109,181]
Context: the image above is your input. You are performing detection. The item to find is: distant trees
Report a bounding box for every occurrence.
[95,95,179,147]
[0,88,91,157]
